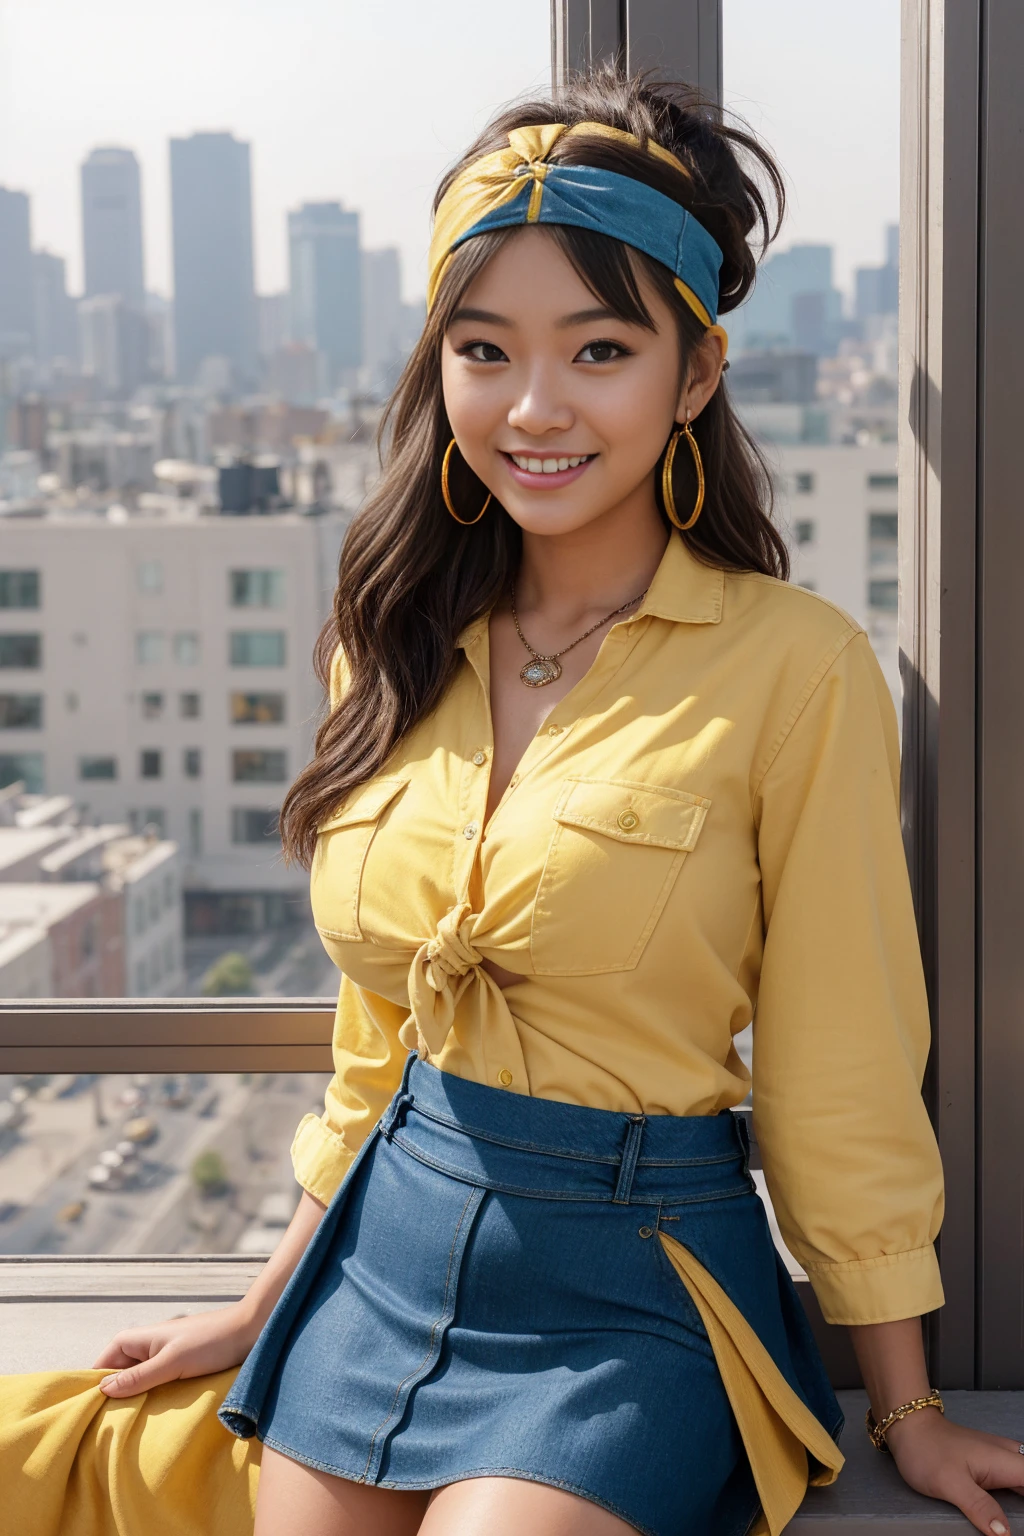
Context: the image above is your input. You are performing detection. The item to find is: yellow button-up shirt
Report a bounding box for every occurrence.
[293,531,944,1329]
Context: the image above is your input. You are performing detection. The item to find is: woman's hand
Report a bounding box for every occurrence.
[886,1408,1024,1535]
[92,1187,328,1399]
[93,1300,262,1397]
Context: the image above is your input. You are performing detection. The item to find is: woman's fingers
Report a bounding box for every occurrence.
[91,1327,163,1371]
[947,1475,1010,1536]
[99,1344,183,1398]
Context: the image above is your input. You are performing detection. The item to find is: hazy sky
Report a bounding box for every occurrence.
[0,0,899,302]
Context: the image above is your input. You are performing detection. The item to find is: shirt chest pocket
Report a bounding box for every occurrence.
[530,777,711,976]
[311,777,407,943]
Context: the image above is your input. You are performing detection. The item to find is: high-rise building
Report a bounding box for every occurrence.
[0,188,35,360]
[79,295,150,398]
[362,247,403,396]
[288,202,361,387]
[854,223,900,323]
[32,252,78,369]
[80,148,145,306]
[170,133,257,386]
[726,243,843,356]
[257,293,290,358]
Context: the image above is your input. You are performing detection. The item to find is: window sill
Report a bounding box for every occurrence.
[1,1263,1022,1528]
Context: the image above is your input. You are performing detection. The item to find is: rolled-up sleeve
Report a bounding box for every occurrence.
[291,974,410,1206]
[752,629,945,1326]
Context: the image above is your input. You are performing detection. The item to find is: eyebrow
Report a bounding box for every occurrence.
[449,304,624,330]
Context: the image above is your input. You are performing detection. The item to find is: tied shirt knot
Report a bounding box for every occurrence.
[404,902,485,1058]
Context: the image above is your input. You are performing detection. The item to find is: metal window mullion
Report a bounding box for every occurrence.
[552,0,722,102]
[899,0,981,1388]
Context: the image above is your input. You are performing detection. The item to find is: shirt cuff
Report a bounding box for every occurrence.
[803,1243,945,1326]
[290,1112,357,1208]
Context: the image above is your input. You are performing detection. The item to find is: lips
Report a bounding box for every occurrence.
[501,451,596,491]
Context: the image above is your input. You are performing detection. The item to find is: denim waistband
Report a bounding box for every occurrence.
[378,1054,752,1206]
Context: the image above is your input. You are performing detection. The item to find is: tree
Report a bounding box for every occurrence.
[191,1149,228,1197]
[201,951,255,996]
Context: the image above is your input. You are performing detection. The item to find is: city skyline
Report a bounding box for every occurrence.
[0,1,899,301]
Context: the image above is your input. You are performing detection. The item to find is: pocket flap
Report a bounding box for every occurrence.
[318,777,406,834]
[553,777,710,851]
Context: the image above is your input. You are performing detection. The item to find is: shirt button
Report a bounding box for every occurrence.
[498,1068,513,1086]
[547,724,563,736]
[509,773,519,788]
[463,822,479,839]
[472,751,487,766]
[617,809,640,832]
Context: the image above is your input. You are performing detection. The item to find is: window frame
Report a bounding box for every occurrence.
[0,0,1010,1392]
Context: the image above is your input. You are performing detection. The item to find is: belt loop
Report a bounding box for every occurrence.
[380,1050,418,1142]
[612,1114,646,1205]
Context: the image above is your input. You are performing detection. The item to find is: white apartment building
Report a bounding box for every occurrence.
[0,923,51,998]
[765,441,900,704]
[0,508,348,927]
[39,826,184,997]
[104,836,183,996]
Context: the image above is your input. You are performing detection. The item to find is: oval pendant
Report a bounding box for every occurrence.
[520,657,562,687]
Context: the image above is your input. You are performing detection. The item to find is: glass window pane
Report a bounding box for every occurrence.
[232,691,285,724]
[230,569,285,608]
[724,0,902,704]
[232,749,288,783]
[135,631,164,665]
[0,572,41,609]
[173,631,201,665]
[229,630,286,667]
[79,755,118,781]
[0,635,42,668]
[0,1072,331,1255]
[0,694,43,729]
[1,0,549,1009]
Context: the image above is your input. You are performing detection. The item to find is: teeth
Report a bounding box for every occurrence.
[510,453,591,474]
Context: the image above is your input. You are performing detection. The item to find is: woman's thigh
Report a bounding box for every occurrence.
[421,1477,639,1535]
[254,1444,429,1536]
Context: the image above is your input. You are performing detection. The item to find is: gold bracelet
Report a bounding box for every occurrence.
[866,1391,944,1452]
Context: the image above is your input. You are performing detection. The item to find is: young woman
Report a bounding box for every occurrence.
[5,67,1024,1536]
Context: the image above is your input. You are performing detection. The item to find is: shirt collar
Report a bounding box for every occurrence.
[635,532,724,625]
[457,532,724,652]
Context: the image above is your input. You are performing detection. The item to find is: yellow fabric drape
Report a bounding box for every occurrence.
[0,1237,843,1536]
[660,1234,844,1535]
[0,1368,258,1536]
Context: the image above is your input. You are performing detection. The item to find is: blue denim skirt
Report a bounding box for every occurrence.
[221,1056,842,1536]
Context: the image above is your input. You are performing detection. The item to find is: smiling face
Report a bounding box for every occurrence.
[440,227,722,540]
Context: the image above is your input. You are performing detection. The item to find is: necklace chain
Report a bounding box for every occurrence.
[510,583,648,664]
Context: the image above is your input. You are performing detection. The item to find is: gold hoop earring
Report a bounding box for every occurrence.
[441,439,492,525]
[662,418,705,532]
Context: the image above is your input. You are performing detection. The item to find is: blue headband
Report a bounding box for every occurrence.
[428,122,724,329]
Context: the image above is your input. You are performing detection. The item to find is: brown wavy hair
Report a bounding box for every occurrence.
[281,67,787,867]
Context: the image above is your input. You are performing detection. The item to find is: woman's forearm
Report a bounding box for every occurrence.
[848,1316,935,1440]
[235,1189,327,1334]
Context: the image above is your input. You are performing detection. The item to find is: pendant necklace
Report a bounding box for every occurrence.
[510,582,648,688]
